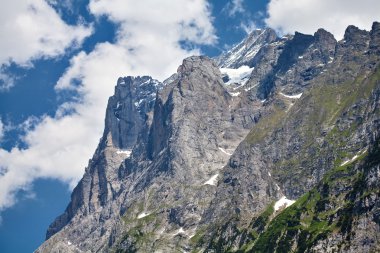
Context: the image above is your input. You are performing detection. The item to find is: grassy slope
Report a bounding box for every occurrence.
[242,138,379,253]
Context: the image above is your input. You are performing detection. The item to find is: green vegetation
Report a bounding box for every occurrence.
[246,102,287,144]
[235,137,380,252]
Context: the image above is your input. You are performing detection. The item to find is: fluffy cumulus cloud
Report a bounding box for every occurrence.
[0,0,92,90]
[0,0,216,211]
[266,0,380,39]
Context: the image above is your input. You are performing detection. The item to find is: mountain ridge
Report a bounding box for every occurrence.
[36,22,380,253]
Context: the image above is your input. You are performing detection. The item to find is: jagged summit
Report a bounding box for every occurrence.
[36,22,380,253]
[104,75,163,150]
[215,28,278,68]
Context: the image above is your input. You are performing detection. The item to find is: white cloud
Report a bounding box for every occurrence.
[266,0,380,39]
[0,69,16,91]
[0,119,3,142]
[0,0,92,90]
[0,0,216,211]
[224,0,245,17]
[240,20,258,34]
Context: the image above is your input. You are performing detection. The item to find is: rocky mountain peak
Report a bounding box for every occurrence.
[36,22,380,253]
[246,28,277,47]
[314,28,336,45]
[370,21,380,54]
[103,75,163,150]
[215,28,279,68]
[343,25,369,47]
[176,56,226,95]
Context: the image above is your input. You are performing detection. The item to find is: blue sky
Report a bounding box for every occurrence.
[0,0,379,252]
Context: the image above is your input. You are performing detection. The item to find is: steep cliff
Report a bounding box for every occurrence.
[36,22,380,253]
[192,22,380,253]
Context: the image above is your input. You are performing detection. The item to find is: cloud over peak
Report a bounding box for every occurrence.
[265,0,380,39]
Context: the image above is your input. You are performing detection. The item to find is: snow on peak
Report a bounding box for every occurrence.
[204,174,219,186]
[220,65,254,86]
[280,92,303,99]
[274,196,295,211]
[116,149,132,157]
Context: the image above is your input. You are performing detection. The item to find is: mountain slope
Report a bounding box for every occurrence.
[36,22,380,253]
[191,22,380,252]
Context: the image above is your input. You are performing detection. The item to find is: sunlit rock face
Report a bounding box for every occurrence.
[36,22,380,253]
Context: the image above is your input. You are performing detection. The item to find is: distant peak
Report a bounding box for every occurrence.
[177,56,215,74]
[215,27,278,68]
[314,28,337,44]
[343,25,368,42]
[371,21,380,34]
[314,28,335,39]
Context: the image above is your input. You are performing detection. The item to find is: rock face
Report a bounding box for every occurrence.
[215,28,278,68]
[105,76,162,150]
[36,23,380,253]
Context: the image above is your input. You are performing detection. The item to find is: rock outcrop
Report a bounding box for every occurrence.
[36,22,380,253]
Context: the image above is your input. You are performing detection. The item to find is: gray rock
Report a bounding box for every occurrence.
[36,22,380,253]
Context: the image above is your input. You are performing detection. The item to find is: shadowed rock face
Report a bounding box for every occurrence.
[104,76,162,150]
[45,76,163,240]
[37,22,380,253]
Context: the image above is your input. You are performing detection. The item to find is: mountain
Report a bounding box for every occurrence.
[36,22,380,253]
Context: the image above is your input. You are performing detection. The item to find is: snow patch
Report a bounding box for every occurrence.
[274,196,295,211]
[229,92,240,97]
[152,80,161,86]
[134,99,145,108]
[140,79,152,86]
[280,92,303,99]
[204,174,219,186]
[116,149,132,157]
[245,47,260,58]
[268,171,271,177]
[158,227,165,234]
[298,55,304,59]
[67,241,72,246]
[340,149,367,166]
[261,99,267,103]
[220,65,254,86]
[244,83,258,92]
[173,227,185,236]
[219,147,233,156]
[137,212,150,219]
